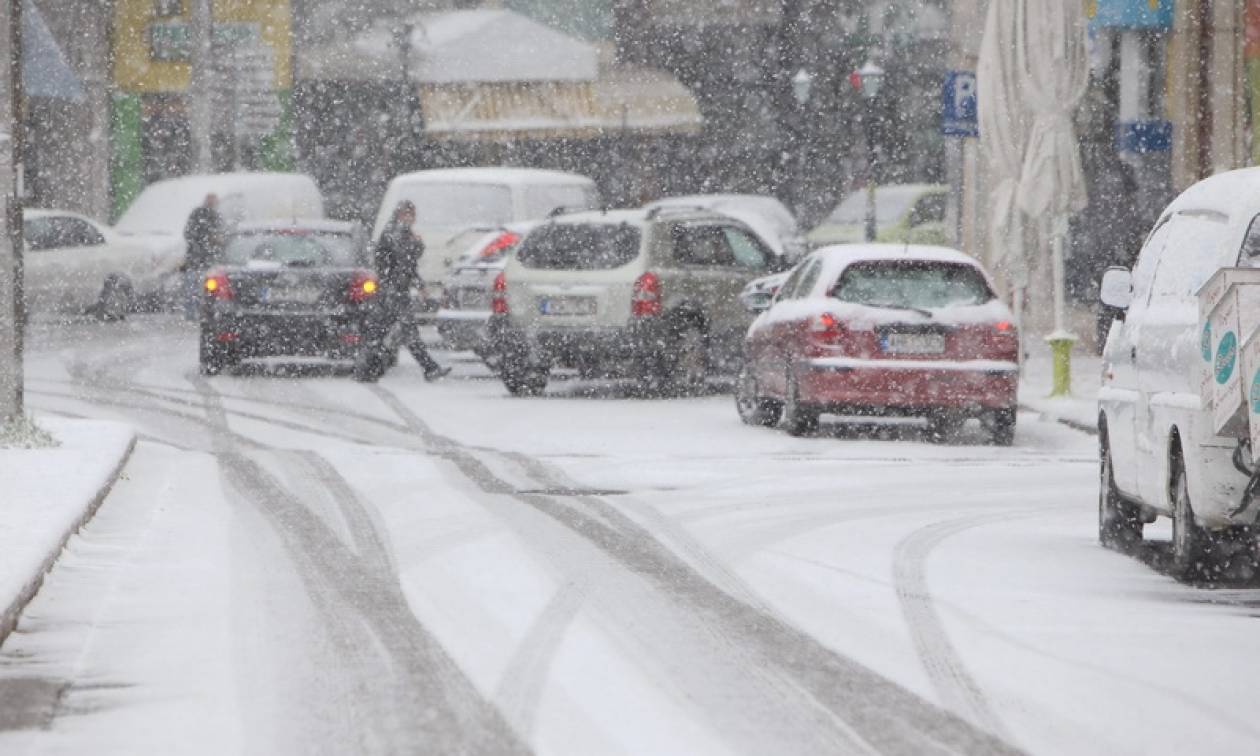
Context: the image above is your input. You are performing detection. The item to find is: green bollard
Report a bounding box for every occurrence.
[1046,333,1077,398]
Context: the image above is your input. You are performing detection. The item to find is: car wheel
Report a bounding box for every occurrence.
[780,371,819,437]
[736,366,782,427]
[353,346,387,383]
[927,413,966,443]
[662,325,708,397]
[502,363,548,397]
[96,277,133,322]
[1098,430,1143,552]
[199,327,237,376]
[1171,452,1215,582]
[983,408,1017,447]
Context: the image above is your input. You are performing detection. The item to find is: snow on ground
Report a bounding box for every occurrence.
[0,416,133,634]
[1021,348,1101,431]
[5,316,1260,756]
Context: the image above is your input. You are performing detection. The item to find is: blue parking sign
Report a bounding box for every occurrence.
[943,71,978,138]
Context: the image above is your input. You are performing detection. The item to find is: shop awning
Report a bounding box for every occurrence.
[420,67,703,141]
[23,0,84,102]
[299,8,702,140]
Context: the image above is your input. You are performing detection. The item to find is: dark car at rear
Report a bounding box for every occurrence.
[199,221,379,375]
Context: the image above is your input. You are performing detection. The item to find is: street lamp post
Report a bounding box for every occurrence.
[791,68,813,221]
[854,60,884,243]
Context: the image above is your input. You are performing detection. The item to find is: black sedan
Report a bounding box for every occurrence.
[199,221,380,375]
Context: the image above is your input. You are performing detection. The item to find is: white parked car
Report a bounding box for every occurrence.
[436,221,538,360]
[110,172,326,310]
[1098,166,1260,579]
[23,209,180,319]
[371,167,600,306]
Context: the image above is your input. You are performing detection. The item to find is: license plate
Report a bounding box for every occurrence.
[457,289,490,309]
[882,333,945,355]
[539,297,596,316]
[263,286,322,305]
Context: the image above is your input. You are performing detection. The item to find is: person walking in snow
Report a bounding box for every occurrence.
[182,193,225,320]
[357,200,450,382]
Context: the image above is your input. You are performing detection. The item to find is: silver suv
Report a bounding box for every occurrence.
[489,208,783,396]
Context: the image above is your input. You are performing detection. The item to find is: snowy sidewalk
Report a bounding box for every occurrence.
[0,417,135,641]
[1020,348,1101,435]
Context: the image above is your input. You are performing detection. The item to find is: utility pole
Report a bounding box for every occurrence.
[189,0,213,172]
[0,0,25,426]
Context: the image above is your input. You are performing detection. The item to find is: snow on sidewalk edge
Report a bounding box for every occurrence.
[0,421,137,645]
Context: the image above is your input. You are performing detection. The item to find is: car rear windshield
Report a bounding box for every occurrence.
[516,224,641,270]
[832,261,994,309]
[224,232,358,268]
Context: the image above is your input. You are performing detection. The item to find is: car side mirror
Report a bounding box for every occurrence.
[1100,267,1133,310]
[740,291,773,314]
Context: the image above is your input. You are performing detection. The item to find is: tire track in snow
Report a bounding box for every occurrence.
[369,384,1021,756]
[491,579,589,740]
[893,512,1045,744]
[194,377,530,755]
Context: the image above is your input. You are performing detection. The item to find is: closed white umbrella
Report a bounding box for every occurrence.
[1014,0,1090,395]
[978,1,1034,313]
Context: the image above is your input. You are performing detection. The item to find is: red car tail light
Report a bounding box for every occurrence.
[806,312,855,355]
[481,231,521,261]
[349,270,379,303]
[204,270,234,301]
[632,272,662,317]
[492,272,509,314]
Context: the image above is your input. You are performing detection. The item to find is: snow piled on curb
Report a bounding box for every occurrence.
[1020,352,1100,434]
[0,417,135,642]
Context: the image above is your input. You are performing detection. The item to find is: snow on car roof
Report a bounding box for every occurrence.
[1163,166,1260,226]
[388,168,596,188]
[234,219,359,234]
[804,244,990,296]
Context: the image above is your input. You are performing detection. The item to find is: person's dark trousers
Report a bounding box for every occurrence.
[369,291,440,374]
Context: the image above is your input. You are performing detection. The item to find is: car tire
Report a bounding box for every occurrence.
[1098,430,1143,552]
[96,277,133,322]
[780,371,819,437]
[660,324,708,398]
[736,366,782,427]
[199,326,238,376]
[1171,452,1215,582]
[353,345,387,383]
[502,363,549,397]
[983,408,1017,447]
[927,413,966,443]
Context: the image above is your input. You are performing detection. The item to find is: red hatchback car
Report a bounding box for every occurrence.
[737,245,1020,444]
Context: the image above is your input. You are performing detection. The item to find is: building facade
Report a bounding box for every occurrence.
[110,0,295,216]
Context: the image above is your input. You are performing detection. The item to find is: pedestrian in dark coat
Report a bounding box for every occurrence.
[363,200,449,381]
[182,194,225,319]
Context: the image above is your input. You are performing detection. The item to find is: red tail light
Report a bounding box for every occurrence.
[632,272,662,317]
[349,270,379,303]
[957,322,1020,360]
[807,312,851,352]
[481,231,521,261]
[492,272,508,314]
[204,269,233,301]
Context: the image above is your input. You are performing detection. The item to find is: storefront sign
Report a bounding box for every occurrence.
[1086,0,1173,30]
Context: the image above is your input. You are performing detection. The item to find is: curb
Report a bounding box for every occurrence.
[0,434,138,646]
[1021,405,1098,437]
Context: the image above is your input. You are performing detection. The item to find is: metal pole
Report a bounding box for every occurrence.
[864,108,877,243]
[0,0,25,426]
[189,0,213,172]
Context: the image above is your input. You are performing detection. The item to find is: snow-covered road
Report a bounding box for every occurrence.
[4,315,1259,755]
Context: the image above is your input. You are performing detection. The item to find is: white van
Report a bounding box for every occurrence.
[115,172,324,252]
[1098,167,1260,579]
[371,168,600,297]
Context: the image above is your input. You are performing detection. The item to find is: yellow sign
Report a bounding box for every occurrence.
[114,0,291,93]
